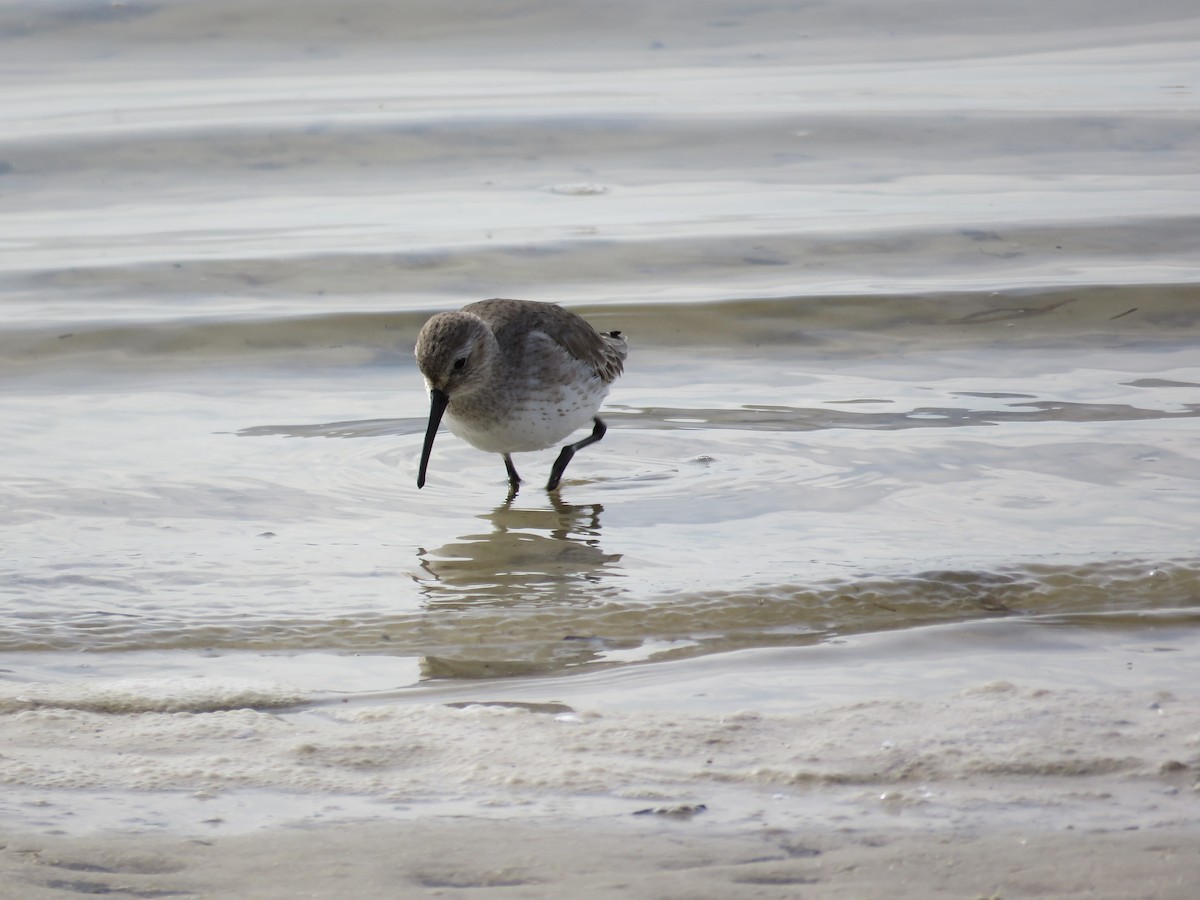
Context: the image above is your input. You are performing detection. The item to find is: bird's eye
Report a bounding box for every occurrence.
[452,357,467,371]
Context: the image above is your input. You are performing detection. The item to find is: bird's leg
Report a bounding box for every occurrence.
[503,453,522,489]
[547,417,607,491]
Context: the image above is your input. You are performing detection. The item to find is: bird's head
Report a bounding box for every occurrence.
[413,311,497,488]
[414,311,496,401]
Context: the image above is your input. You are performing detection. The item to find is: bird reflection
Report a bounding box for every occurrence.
[415,494,623,608]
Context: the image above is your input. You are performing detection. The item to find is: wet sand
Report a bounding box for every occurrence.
[3,821,1198,899]
[3,668,1199,897]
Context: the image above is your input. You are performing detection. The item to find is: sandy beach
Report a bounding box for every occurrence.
[3,820,1198,899]
[3,665,1200,897]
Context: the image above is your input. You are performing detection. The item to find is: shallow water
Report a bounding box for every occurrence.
[2,0,1199,837]
[4,290,1198,664]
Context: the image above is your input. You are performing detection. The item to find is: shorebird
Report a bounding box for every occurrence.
[415,298,627,492]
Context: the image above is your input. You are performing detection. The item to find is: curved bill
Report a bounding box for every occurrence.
[417,388,449,489]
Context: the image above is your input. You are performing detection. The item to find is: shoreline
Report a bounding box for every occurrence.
[3,674,1198,897]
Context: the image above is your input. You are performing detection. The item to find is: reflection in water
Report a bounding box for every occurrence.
[415,496,627,678]
[416,495,623,608]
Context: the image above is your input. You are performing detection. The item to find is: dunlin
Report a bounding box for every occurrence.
[415,298,627,492]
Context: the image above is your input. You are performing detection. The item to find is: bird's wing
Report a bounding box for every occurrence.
[551,318,626,384]
[467,298,626,383]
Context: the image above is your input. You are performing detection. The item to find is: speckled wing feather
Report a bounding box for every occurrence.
[464,298,626,384]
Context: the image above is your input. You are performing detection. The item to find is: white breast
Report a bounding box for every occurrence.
[446,370,609,454]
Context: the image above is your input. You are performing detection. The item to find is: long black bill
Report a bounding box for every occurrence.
[417,388,449,489]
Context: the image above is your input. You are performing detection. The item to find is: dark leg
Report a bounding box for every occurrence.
[503,453,521,488]
[547,417,607,491]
